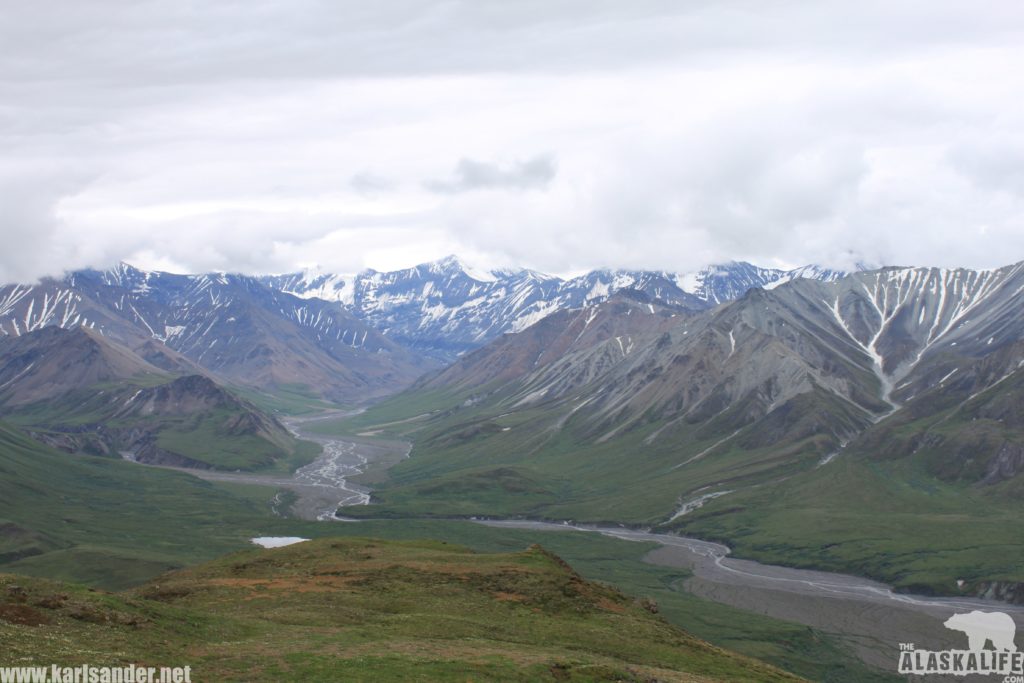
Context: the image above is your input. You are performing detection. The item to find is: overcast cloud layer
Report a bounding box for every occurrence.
[3,1,1024,281]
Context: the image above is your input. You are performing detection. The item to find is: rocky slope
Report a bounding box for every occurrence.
[415,290,688,394]
[0,326,166,406]
[329,261,1024,523]
[0,327,313,470]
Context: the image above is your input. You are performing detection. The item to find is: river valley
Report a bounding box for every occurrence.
[146,425,1024,679]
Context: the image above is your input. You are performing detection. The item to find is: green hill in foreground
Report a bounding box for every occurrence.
[0,537,800,682]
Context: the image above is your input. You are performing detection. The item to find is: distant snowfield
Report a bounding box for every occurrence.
[251,536,309,548]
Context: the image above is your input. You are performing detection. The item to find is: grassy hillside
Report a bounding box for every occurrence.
[0,326,324,471]
[670,437,1024,599]
[0,421,892,680]
[304,386,838,523]
[0,538,801,682]
[315,521,895,683]
[661,363,1024,598]
[149,406,319,472]
[0,420,307,588]
[231,382,346,416]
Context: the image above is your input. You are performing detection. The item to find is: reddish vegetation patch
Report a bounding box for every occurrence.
[198,576,359,594]
[0,603,51,626]
[313,559,529,578]
[33,593,69,610]
[596,597,626,613]
[492,591,528,603]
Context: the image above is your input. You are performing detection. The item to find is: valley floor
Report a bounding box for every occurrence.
[3,417,1014,682]
[480,521,1024,675]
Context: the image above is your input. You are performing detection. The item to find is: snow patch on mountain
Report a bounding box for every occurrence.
[678,262,850,304]
[258,257,864,362]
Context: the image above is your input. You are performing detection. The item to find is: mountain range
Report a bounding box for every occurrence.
[2,252,1023,682]
[0,264,434,404]
[0,256,855,400]
[0,254,866,487]
[3,254,1022,600]
[323,260,1024,599]
[264,255,852,361]
[343,260,1024,503]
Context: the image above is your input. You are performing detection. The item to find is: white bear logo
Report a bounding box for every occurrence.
[944,611,1018,652]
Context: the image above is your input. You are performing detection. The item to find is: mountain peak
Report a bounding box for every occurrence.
[98,262,152,288]
[423,255,502,283]
[677,261,855,303]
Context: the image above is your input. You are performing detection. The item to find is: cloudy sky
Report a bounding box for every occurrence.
[3,1,1024,281]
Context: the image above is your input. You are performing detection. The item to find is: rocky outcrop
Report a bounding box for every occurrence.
[26,424,214,469]
[14,374,297,471]
[974,581,1024,605]
[982,441,1024,485]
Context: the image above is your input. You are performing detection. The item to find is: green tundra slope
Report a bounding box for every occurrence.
[0,538,802,682]
[304,379,864,523]
[670,356,1024,600]
[307,356,1024,600]
[0,420,892,681]
[0,420,298,588]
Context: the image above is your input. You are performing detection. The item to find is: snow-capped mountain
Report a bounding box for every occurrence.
[679,262,850,305]
[263,256,853,361]
[0,264,435,401]
[0,257,866,394]
[264,256,703,360]
[375,260,1024,521]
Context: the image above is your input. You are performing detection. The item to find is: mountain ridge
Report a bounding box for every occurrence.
[0,326,317,471]
[0,256,867,389]
[0,264,437,403]
[321,259,1024,523]
[303,258,1024,602]
[261,255,860,361]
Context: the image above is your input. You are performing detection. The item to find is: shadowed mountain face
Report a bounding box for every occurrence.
[415,291,688,394]
[0,264,437,402]
[528,264,1022,447]
[335,261,1024,527]
[0,326,166,406]
[263,255,853,362]
[0,327,312,471]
